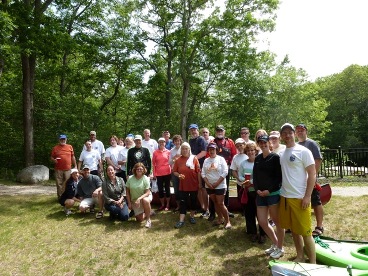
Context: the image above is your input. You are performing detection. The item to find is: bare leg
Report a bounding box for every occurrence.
[303,235,316,263]
[269,204,285,249]
[258,206,277,245]
[314,205,324,229]
[292,232,305,262]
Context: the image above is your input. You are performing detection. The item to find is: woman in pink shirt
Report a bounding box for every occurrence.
[152,137,172,210]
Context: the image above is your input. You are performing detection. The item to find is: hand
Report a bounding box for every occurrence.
[301,196,311,209]
[178,174,185,180]
[242,180,251,188]
[133,199,141,209]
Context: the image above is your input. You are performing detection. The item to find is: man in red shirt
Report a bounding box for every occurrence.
[50,134,77,198]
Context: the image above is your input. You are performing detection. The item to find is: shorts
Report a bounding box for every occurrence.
[279,196,312,236]
[132,193,153,216]
[311,188,321,207]
[206,188,226,196]
[80,197,99,209]
[256,194,280,207]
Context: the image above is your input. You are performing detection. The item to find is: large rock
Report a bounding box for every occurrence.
[16,165,49,184]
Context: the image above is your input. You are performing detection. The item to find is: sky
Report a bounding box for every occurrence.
[262,0,368,80]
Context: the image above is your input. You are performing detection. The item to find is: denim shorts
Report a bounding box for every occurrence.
[206,188,226,196]
[256,194,280,207]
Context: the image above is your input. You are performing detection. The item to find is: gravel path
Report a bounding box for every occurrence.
[1,184,368,197]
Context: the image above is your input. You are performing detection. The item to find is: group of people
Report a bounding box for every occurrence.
[51,122,323,263]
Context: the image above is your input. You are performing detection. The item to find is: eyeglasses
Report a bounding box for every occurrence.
[241,132,249,135]
[136,168,143,171]
[202,131,208,134]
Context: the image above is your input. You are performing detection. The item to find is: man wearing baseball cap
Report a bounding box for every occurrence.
[296,123,324,237]
[83,131,105,158]
[50,134,77,198]
[276,123,316,263]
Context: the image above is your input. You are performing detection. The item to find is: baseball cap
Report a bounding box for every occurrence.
[134,134,142,141]
[82,164,90,170]
[207,142,217,150]
[59,134,67,139]
[296,123,308,130]
[280,123,295,132]
[189,124,198,129]
[70,168,79,174]
[269,131,280,138]
[215,125,225,131]
[158,137,165,142]
[89,131,96,135]
[257,135,269,142]
[235,138,246,144]
[126,133,134,138]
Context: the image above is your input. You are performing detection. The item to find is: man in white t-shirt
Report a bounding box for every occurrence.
[78,140,103,176]
[83,131,105,159]
[274,123,316,263]
[142,129,158,156]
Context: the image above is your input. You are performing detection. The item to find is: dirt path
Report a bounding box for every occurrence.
[1,184,368,197]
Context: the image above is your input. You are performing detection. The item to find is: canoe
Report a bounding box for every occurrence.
[269,260,368,276]
[315,236,368,269]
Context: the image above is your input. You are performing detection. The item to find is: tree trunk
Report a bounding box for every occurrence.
[180,78,190,141]
[22,53,36,166]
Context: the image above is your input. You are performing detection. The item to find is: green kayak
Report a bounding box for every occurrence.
[269,260,368,276]
[315,236,368,270]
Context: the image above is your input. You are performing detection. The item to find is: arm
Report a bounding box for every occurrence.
[77,161,82,171]
[71,155,77,168]
[302,164,316,209]
[315,159,322,175]
[196,150,207,160]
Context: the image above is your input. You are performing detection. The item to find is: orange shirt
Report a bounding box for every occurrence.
[51,144,75,170]
[173,156,200,192]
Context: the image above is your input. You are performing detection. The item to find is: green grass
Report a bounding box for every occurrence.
[1,192,368,275]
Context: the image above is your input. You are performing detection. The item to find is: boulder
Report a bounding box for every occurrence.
[16,165,49,184]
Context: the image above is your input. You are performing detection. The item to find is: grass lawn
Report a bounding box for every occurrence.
[1,190,368,275]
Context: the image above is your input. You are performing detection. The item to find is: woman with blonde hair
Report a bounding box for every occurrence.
[126,163,153,228]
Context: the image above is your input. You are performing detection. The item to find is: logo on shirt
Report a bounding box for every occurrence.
[290,155,296,162]
[135,151,143,159]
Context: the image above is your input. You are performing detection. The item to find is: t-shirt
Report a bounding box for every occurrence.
[230,153,249,186]
[142,139,158,156]
[169,147,180,167]
[126,147,152,176]
[273,144,286,155]
[298,138,322,160]
[83,139,105,156]
[279,144,315,198]
[201,155,228,189]
[189,136,207,167]
[152,148,171,176]
[79,149,101,171]
[238,159,255,191]
[126,175,150,202]
[77,174,102,198]
[253,152,282,194]
[172,156,200,192]
[51,144,75,170]
[105,145,123,169]
[117,147,129,171]
[164,139,175,150]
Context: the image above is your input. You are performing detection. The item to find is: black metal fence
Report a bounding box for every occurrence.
[320,147,368,178]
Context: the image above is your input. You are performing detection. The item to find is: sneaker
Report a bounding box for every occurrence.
[270,248,284,259]
[190,217,196,224]
[200,211,210,218]
[175,221,185,228]
[64,208,73,216]
[265,244,277,255]
[145,220,152,228]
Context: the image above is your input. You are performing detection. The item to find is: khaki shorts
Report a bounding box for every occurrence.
[132,193,153,216]
[80,197,99,209]
[279,196,312,236]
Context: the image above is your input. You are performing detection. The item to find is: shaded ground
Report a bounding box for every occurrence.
[1,184,368,197]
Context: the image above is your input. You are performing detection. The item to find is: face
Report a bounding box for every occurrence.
[90,134,96,141]
[189,128,199,137]
[255,131,266,141]
[59,138,66,145]
[125,138,134,148]
[173,139,181,148]
[135,166,144,175]
[163,132,170,139]
[296,127,307,140]
[269,136,280,147]
[202,129,209,138]
[181,146,190,156]
[258,140,269,151]
[110,138,117,146]
[71,172,79,180]
[245,147,256,158]
[158,140,165,149]
[240,130,250,140]
[134,139,142,148]
[85,141,92,150]
[107,166,115,178]
[208,147,216,157]
[82,168,90,178]
[144,130,150,140]
[235,143,246,153]
[216,130,225,139]
[281,128,295,145]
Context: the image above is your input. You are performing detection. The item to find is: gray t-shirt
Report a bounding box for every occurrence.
[77,174,102,198]
[298,138,322,160]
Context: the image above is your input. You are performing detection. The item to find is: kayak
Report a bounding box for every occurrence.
[315,236,368,270]
[269,260,368,276]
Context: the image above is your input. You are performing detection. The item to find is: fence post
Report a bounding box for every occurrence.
[338,146,343,178]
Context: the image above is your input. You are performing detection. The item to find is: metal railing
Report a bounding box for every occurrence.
[320,147,368,178]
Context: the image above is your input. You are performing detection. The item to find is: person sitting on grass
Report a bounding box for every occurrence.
[77,165,104,219]
[102,165,129,222]
[172,142,201,228]
[59,168,81,215]
[126,163,153,228]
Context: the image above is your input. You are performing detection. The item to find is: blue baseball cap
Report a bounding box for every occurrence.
[59,134,67,139]
[189,124,198,129]
[126,133,134,138]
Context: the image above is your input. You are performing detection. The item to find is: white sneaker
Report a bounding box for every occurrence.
[265,244,277,255]
[270,248,284,259]
[145,220,152,228]
[64,208,73,216]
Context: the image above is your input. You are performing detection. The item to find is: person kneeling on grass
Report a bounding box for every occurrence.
[59,168,82,215]
[102,165,129,221]
[77,165,104,219]
[126,163,153,228]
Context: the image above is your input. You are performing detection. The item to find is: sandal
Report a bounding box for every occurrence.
[96,211,104,219]
[312,226,324,236]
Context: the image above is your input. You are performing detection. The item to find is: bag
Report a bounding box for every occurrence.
[241,187,248,204]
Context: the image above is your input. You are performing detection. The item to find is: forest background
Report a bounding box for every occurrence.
[1,0,367,178]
